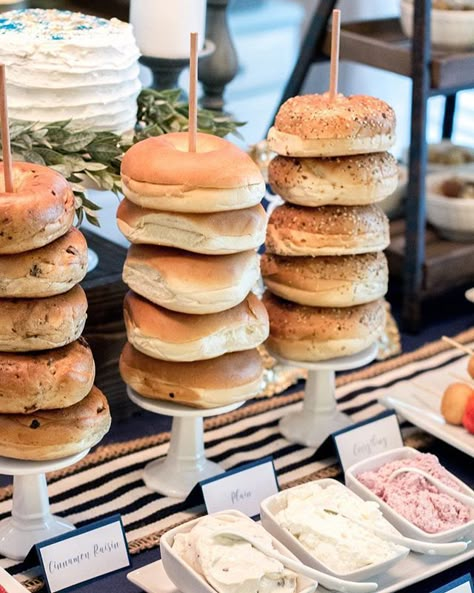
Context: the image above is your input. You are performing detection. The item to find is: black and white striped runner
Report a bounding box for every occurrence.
[1,333,472,582]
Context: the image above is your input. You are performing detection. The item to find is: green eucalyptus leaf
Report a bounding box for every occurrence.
[84,162,108,171]
[6,88,242,229]
[35,147,68,165]
[61,131,96,152]
[22,150,46,165]
[50,163,74,177]
[80,195,102,211]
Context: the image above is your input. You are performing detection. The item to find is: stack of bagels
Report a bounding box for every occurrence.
[262,93,397,361]
[0,162,111,460]
[117,132,269,409]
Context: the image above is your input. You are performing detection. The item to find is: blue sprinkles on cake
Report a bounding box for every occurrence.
[0,8,142,133]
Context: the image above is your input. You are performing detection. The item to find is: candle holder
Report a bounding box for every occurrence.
[140,40,215,93]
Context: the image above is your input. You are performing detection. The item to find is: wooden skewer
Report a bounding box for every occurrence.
[188,32,198,153]
[442,335,474,356]
[328,9,341,101]
[0,64,13,192]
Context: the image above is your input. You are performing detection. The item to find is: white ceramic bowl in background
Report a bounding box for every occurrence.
[260,478,409,581]
[160,509,317,593]
[345,447,474,543]
[400,0,474,50]
[402,141,474,173]
[426,171,474,241]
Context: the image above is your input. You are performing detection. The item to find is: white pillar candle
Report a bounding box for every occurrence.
[130,0,206,59]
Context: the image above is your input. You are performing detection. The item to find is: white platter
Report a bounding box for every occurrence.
[0,567,29,592]
[127,546,474,593]
[379,356,474,458]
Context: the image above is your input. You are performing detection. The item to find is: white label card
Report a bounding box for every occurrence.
[332,410,403,472]
[37,515,130,593]
[431,574,473,593]
[201,457,279,517]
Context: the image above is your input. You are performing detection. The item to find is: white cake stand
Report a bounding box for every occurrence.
[272,343,378,449]
[0,449,89,561]
[127,388,244,499]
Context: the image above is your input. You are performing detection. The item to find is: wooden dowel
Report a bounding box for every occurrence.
[442,336,474,356]
[188,32,198,153]
[0,64,13,192]
[328,9,341,101]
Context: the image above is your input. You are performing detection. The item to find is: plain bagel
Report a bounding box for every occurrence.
[266,203,390,256]
[261,252,388,307]
[263,292,386,362]
[0,227,88,298]
[268,152,398,207]
[124,290,269,361]
[121,132,265,212]
[120,343,264,408]
[0,284,88,351]
[0,385,111,461]
[123,245,261,314]
[0,338,95,414]
[267,93,396,157]
[0,162,75,254]
[117,198,267,254]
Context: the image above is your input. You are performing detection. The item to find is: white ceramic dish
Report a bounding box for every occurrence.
[345,447,474,543]
[426,171,474,241]
[380,396,473,459]
[400,0,474,49]
[0,567,29,592]
[260,478,409,581]
[378,354,474,457]
[160,510,317,593]
[127,548,474,593]
[402,141,474,173]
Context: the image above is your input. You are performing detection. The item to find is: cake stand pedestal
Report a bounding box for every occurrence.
[272,343,378,449]
[127,388,243,498]
[0,449,89,561]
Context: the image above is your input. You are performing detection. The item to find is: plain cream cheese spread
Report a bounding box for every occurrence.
[173,514,297,593]
[275,482,404,574]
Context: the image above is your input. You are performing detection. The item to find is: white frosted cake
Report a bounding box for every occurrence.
[0,9,141,133]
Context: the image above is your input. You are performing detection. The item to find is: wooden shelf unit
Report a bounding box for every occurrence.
[321,18,474,92]
[387,220,474,296]
[275,0,474,331]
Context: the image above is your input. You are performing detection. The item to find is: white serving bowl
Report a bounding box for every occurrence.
[402,141,474,173]
[426,171,474,241]
[400,0,474,49]
[345,447,474,544]
[160,509,317,593]
[260,478,409,581]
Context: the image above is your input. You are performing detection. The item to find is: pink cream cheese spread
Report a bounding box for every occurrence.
[357,453,471,533]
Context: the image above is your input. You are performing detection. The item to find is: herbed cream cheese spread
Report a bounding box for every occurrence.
[0,9,141,132]
[274,482,404,574]
[172,513,298,593]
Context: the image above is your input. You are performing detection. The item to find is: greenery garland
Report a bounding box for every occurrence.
[2,88,244,226]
